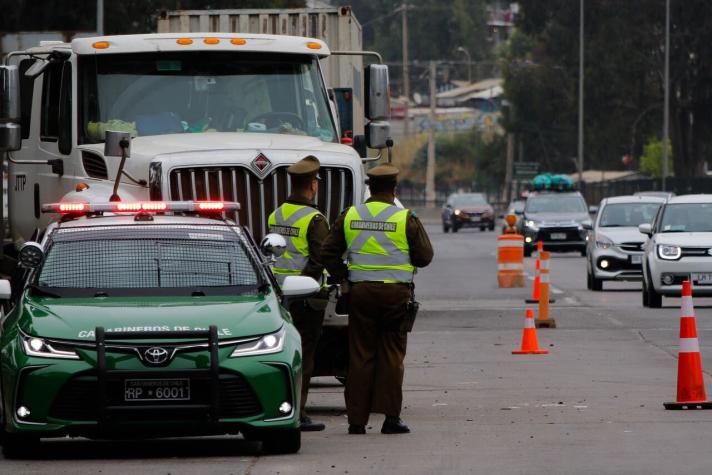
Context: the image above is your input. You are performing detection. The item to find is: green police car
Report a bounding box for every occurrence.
[0,201,319,458]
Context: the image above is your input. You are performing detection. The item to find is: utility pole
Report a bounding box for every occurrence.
[402,3,410,136]
[577,0,584,185]
[456,46,472,83]
[425,60,437,207]
[97,0,104,35]
[662,0,670,191]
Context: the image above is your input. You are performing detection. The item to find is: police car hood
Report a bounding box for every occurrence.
[20,295,284,342]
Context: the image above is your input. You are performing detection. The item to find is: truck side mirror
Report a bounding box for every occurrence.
[366,121,390,149]
[0,65,22,152]
[365,64,390,121]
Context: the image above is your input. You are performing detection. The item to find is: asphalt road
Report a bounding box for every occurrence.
[6,224,712,474]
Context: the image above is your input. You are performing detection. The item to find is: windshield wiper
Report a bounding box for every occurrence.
[29,285,61,298]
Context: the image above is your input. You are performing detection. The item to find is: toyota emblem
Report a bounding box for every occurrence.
[144,347,170,365]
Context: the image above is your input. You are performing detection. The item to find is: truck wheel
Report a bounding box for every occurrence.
[260,428,301,454]
[488,222,495,231]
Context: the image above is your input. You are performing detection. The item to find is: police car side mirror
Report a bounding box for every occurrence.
[18,242,44,269]
[260,233,287,258]
[0,280,10,300]
[281,276,320,297]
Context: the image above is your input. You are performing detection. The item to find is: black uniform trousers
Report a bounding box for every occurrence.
[345,282,410,425]
[290,300,325,415]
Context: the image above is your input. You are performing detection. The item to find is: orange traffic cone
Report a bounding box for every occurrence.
[664,280,712,410]
[512,309,549,355]
[526,242,555,304]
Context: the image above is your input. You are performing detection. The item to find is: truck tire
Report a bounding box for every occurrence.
[260,428,301,454]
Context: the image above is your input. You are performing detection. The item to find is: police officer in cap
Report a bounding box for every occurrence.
[321,163,433,435]
[268,155,328,432]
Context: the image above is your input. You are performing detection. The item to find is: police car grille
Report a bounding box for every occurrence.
[49,372,263,421]
[168,165,353,240]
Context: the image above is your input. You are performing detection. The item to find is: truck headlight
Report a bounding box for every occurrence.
[595,235,614,249]
[231,327,285,357]
[525,220,539,231]
[454,209,461,216]
[658,244,681,260]
[20,332,79,360]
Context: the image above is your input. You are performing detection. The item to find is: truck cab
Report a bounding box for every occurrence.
[0,32,390,253]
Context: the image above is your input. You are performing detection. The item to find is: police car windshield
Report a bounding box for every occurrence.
[599,202,661,227]
[660,203,712,233]
[526,195,587,214]
[35,224,261,297]
[77,52,337,144]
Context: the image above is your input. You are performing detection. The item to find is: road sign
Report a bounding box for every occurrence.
[514,162,539,179]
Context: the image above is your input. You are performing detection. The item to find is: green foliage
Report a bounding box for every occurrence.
[411,131,505,193]
[505,0,712,178]
[640,139,673,178]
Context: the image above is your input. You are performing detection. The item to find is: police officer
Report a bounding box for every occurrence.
[268,155,328,432]
[321,164,433,435]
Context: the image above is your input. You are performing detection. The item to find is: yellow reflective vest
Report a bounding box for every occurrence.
[344,202,415,283]
[268,203,322,285]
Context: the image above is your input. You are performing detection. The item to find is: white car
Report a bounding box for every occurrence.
[640,194,712,307]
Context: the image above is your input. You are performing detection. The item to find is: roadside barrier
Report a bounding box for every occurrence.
[535,251,556,328]
[512,308,549,355]
[664,280,712,410]
[526,241,555,304]
[497,234,525,288]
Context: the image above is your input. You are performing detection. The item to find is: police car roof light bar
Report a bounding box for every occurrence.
[41,201,240,215]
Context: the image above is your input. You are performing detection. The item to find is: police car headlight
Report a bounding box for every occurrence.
[658,244,681,260]
[20,331,79,360]
[231,327,285,357]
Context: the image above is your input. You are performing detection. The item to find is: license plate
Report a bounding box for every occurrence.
[124,378,191,402]
[631,255,642,265]
[692,273,712,285]
[550,233,567,240]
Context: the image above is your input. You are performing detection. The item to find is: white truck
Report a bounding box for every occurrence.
[0,7,391,380]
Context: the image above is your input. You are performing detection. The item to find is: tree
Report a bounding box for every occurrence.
[504,0,712,178]
[640,138,673,177]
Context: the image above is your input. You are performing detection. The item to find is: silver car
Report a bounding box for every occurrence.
[585,195,664,291]
[640,194,712,307]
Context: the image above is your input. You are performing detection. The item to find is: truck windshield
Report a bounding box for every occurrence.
[35,225,261,297]
[78,52,337,144]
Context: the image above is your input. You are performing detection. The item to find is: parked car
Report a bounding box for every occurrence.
[501,200,525,232]
[585,195,665,290]
[640,194,712,307]
[442,193,495,233]
[518,190,593,256]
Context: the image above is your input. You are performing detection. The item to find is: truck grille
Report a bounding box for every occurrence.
[49,371,263,421]
[169,166,353,240]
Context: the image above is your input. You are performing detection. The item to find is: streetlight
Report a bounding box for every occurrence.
[662,0,670,191]
[456,46,472,83]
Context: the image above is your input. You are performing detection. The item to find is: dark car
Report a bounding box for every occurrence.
[518,191,592,256]
[442,193,495,233]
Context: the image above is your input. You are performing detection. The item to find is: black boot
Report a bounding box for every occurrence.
[348,424,366,434]
[381,416,410,434]
[300,416,325,432]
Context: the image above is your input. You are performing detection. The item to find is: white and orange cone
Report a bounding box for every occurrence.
[512,309,549,355]
[664,280,712,410]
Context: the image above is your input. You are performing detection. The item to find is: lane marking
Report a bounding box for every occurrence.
[607,316,624,327]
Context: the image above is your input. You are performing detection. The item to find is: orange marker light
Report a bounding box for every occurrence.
[176,38,193,45]
[306,42,322,50]
[230,38,247,45]
[92,41,109,49]
[75,182,90,192]
[204,38,220,45]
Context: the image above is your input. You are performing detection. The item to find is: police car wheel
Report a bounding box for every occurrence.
[260,428,301,454]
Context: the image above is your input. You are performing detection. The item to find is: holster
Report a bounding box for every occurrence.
[401,284,420,333]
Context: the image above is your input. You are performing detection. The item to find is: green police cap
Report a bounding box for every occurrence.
[287,155,321,178]
[366,164,399,183]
